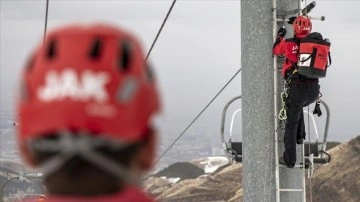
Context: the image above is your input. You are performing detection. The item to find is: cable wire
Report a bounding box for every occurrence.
[304,0,314,200]
[153,67,241,168]
[307,105,313,202]
[145,0,177,61]
[150,0,282,172]
[43,0,50,44]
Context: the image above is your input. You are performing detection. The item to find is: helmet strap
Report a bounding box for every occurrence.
[30,132,140,185]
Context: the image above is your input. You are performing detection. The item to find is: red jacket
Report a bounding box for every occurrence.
[21,187,155,202]
[273,36,301,77]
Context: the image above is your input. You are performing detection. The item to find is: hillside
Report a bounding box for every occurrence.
[144,136,360,202]
[0,160,43,202]
[306,136,360,202]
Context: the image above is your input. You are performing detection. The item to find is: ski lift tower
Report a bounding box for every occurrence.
[241,0,304,201]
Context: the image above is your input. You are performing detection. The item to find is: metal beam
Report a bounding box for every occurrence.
[242,0,305,201]
[241,0,275,201]
[276,1,306,201]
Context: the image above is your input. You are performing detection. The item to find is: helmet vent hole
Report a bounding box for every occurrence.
[46,40,57,59]
[118,41,131,72]
[89,38,102,60]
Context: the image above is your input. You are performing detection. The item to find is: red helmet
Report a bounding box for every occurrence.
[18,24,160,164]
[293,16,312,37]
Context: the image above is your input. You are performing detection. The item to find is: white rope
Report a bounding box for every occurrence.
[278,91,288,121]
[307,105,313,202]
[303,0,314,200]
[278,80,290,121]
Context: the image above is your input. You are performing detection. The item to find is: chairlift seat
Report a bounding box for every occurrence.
[230,142,242,155]
[235,156,243,162]
[304,142,319,157]
[305,156,330,166]
[226,142,242,163]
[313,158,329,164]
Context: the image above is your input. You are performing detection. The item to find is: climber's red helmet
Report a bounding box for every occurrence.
[293,16,312,37]
[17,24,160,165]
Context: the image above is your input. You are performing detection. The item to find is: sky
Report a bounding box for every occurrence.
[0,0,359,165]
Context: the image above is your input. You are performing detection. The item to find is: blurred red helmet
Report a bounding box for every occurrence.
[18,24,160,164]
[293,16,312,37]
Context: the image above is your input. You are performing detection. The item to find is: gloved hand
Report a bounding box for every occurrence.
[277,27,287,37]
[287,16,297,25]
[313,100,322,117]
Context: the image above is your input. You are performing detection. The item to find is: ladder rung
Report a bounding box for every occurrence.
[279,164,304,168]
[279,189,304,192]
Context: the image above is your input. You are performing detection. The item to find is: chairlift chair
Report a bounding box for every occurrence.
[220,96,242,163]
[220,96,331,166]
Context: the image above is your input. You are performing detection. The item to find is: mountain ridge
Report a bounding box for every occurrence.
[144,136,360,202]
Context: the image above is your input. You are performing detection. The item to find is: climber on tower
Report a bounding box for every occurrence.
[273,16,320,168]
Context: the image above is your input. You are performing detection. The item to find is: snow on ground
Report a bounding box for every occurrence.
[160,176,181,184]
[197,156,229,174]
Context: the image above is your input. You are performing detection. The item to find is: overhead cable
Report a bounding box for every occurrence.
[146,0,177,61]
[43,0,50,44]
[153,68,241,168]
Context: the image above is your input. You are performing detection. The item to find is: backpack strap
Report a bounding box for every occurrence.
[326,52,332,67]
[299,48,316,63]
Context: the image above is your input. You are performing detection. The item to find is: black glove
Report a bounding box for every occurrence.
[287,16,297,25]
[277,27,287,37]
[313,100,322,117]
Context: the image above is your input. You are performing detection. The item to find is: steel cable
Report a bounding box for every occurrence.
[43,0,50,44]
[152,68,241,168]
[145,0,177,61]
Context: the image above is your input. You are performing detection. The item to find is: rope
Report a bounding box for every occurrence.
[307,105,313,202]
[145,0,177,61]
[303,0,314,200]
[43,0,50,44]
[152,67,241,168]
[278,91,288,121]
[277,80,290,131]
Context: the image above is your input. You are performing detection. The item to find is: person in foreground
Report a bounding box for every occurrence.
[17,24,160,201]
[273,16,320,168]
